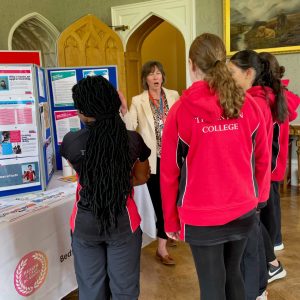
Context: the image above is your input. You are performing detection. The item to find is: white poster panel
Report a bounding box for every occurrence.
[54,110,80,144]
[50,70,77,107]
[0,66,34,101]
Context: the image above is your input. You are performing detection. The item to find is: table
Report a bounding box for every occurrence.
[0,176,77,300]
[0,175,156,300]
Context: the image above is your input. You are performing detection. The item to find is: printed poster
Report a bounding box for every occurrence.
[0,66,34,101]
[50,70,77,107]
[0,129,38,158]
[82,68,109,81]
[0,158,40,192]
[54,110,80,144]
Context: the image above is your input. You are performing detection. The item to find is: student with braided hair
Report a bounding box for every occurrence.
[60,75,150,300]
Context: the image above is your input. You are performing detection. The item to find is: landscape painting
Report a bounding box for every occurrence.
[224,0,300,54]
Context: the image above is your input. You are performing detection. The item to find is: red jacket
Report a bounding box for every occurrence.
[247,86,273,155]
[160,81,270,235]
[249,84,300,181]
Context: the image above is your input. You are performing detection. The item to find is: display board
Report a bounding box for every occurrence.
[46,66,118,170]
[0,64,54,197]
[35,67,54,186]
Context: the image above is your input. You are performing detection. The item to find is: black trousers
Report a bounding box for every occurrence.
[190,239,247,300]
[72,228,142,300]
[147,157,168,240]
[260,181,280,245]
[261,221,276,262]
[241,213,268,300]
[273,182,282,245]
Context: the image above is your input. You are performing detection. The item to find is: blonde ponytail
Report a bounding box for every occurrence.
[206,61,244,118]
[189,33,245,118]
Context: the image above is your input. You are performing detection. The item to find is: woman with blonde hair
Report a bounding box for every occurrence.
[160,33,270,299]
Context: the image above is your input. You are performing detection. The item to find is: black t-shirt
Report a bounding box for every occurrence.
[60,127,151,240]
[60,128,150,175]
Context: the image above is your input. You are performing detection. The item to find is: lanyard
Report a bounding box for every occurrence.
[149,91,165,123]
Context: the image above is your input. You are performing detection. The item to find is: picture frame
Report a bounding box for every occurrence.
[224,0,300,55]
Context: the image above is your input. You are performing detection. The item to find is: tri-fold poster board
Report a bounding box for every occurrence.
[0,64,118,197]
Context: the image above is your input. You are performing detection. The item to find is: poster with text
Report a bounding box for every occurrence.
[0,158,40,191]
[50,70,77,107]
[54,110,80,144]
[0,129,38,158]
[0,104,35,127]
[0,66,34,101]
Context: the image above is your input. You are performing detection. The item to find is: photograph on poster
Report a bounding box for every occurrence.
[82,68,109,80]
[0,130,21,155]
[0,76,9,91]
[21,163,36,183]
[0,129,37,157]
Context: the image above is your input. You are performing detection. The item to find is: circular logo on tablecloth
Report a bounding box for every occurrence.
[14,251,48,296]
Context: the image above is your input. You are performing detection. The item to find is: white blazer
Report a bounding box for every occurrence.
[123,87,180,174]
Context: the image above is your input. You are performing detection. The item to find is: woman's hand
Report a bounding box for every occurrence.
[166,232,180,241]
[118,90,128,116]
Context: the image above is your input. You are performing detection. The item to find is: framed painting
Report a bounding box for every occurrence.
[224,0,300,55]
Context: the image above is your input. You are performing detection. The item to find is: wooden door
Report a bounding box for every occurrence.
[125,16,163,105]
[57,14,126,94]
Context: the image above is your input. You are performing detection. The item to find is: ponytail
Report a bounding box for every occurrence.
[206,60,244,118]
[259,53,288,123]
[189,33,244,119]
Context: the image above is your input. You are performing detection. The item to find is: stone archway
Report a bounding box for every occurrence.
[8,12,60,67]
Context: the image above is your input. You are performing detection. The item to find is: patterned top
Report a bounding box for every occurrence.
[149,89,169,157]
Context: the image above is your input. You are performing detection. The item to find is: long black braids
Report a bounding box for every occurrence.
[72,75,132,234]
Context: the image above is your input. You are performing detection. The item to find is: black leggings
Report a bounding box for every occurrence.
[190,239,247,300]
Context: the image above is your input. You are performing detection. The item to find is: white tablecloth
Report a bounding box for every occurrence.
[0,176,156,299]
[133,184,157,247]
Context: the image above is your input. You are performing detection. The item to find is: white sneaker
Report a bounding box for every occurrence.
[274,243,284,251]
[256,290,268,300]
[268,261,287,283]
